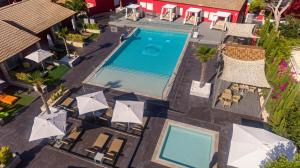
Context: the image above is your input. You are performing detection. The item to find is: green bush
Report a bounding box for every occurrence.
[66,33,84,42]
[50,84,67,102]
[280,16,300,39]
[84,23,99,30]
[0,146,13,166]
[249,0,265,13]
[265,154,300,168]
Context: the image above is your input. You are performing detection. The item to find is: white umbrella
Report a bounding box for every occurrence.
[111,100,144,125]
[29,108,67,142]
[0,79,5,85]
[227,124,297,168]
[47,34,54,47]
[76,91,109,115]
[25,49,53,70]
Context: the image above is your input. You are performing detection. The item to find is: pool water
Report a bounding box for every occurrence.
[87,28,188,98]
[160,125,212,168]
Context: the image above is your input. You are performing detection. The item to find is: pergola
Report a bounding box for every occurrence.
[224,23,259,44]
[160,4,177,22]
[125,4,142,22]
[212,44,272,116]
[210,11,231,31]
[183,7,202,26]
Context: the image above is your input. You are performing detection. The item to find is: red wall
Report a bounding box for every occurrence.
[85,0,115,15]
[137,0,247,23]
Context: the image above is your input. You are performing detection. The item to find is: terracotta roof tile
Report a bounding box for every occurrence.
[0,0,75,34]
[0,20,40,62]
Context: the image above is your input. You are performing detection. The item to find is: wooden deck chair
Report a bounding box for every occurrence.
[103,138,125,165]
[85,133,110,154]
[61,127,83,145]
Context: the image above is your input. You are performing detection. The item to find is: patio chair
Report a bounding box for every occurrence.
[103,138,125,165]
[85,133,110,154]
[61,127,83,146]
[99,107,113,121]
[248,86,257,93]
[231,83,239,93]
[222,100,232,108]
[232,95,241,103]
[224,89,232,95]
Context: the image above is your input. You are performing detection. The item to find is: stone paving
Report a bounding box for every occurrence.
[0,26,262,168]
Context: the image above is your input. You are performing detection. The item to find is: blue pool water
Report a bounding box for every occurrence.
[160,125,212,168]
[87,28,188,98]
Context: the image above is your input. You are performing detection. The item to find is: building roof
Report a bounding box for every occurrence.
[223,43,265,61]
[0,0,75,34]
[226,23,257,38]
[220,44,270,88]
[0,20,40,63]
[160,0,246,11]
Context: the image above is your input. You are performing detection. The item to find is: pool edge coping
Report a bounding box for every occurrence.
[151,119,219,168]
[83,27,190,101]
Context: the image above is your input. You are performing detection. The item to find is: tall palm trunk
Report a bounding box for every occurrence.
[35,84,51,114]
[200,62,207,88]
[63,38,70,56]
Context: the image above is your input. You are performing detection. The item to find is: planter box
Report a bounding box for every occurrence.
[86,29,101,34]
[40,89,70,111]
[0,153,21,168]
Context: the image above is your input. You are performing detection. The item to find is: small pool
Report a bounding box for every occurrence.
[84,28,188,99]
[152,120,219,168]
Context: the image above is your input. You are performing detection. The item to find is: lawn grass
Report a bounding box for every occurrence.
[0,92,36,118]
[47,64,71,85]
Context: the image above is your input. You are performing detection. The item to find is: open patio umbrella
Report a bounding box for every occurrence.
[25,49,53,70]
[29,108,67,142]
[111,100,144,125]
[76,91,109,116]
[227,124,297,168]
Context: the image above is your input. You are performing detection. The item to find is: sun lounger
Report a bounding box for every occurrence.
[85,133,110,154]
[103,138,125,165]
[61,127,83,145]
[99,107,113,121]
[61,97,74,108]
[0,94,18,105]
[232,95,241,103]
[223,100,232,108]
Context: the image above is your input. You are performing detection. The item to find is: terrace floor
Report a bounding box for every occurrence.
[0,26,263,168]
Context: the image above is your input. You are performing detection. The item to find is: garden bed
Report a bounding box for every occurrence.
[0,89,37,126]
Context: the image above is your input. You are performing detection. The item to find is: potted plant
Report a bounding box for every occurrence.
[0,146,20,168]
[84,23,101,34]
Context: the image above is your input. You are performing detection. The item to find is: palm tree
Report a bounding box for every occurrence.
[56,27,70,56]
[197,45,217,87]
[65,0,87,13]
[16,72,51,114]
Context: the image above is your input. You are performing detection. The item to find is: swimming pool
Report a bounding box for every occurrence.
[84,28,188,99]
[152,120,219,168]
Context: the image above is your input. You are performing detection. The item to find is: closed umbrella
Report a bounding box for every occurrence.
[227,124,297,168]
[47,34,54,47]
[76,91,109,116]
[29,108,67,141]
[25,49,53,70]
[111,101,144,130]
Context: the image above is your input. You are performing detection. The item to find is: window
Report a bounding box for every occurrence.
[140,2,146,8]
[209,12,216,21]
[179,8,183,15]
[204,11,209,18]
[146,3,153,10]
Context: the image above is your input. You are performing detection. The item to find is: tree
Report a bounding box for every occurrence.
[56,27,70,56]
[280,16,300,39]
[249,0,266,13]
[267,0,293,30]
[197,45,217,87]
[265,154,300,168]
[16,72,51,114]
[65,0,87,13]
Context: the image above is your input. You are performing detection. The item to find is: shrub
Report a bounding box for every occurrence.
[66,33,84,42]
[0,146,13,166]
[50,84,67,102]
[265,154,300,168]
[84,23,99,30]
[280,16,300,39]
